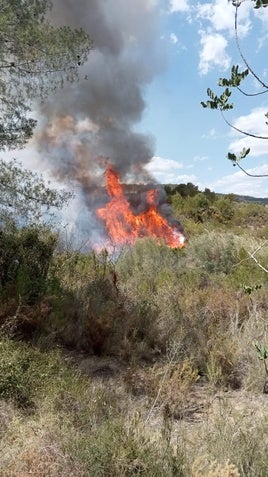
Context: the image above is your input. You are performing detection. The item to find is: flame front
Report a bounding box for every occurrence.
[96,165,185,248]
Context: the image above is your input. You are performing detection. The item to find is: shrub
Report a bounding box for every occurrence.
[0,225,56,304]
[0,338,63,409]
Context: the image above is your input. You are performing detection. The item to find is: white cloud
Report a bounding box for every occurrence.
[193,155,208,162]
[199,31,230,75]
[229,107,268,157]
[176,174,198,183]
[195,1,252,75]
[170,33,179,44]
[196,0,251,37]
[201,128,217,139]
[145,155,184,182]
[147,156,183,171]
[254,4,268,28]
[211,164,268,196]
[169,0,189,13]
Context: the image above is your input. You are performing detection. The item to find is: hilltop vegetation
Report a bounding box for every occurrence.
[0,190,268,476]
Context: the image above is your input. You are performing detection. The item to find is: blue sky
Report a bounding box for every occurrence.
[4,0,268,200]
[141,0,268,197]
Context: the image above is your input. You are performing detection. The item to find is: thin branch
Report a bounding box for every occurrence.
[235,4,268,89]
[232,240,268,273]
[247,240,268,273]
[234,161,268,177]
[237,86,268,97]
[220,109,268,140]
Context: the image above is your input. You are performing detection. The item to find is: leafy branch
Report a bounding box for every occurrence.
[254,342,268,393]
[201,1,268,178]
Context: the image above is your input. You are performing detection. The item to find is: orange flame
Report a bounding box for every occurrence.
[96,165,185,248]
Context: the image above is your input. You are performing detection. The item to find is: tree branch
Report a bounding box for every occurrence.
[233,161,268,177]
[235,3,268,89]
[220,110,268,139]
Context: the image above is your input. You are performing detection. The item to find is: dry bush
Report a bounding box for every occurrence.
[156,286,249,388]
[177,390,268,477]
[123,358,199,420]
[192,457,240,477]
[233,306,268,392]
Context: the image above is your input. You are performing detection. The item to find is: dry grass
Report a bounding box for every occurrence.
[0,230,267,475]
[192,457,240,477]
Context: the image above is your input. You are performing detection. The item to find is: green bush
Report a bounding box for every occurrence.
[0,339,62,408]
[0,225,56,304]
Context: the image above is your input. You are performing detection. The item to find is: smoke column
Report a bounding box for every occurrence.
[36,0,175,245]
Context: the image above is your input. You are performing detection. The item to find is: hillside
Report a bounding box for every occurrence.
[0,196,268,476]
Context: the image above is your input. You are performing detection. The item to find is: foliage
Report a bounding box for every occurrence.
[0,225,57,304]
[254,342,268,393]
[0,0,93,150]
[170,191,236,225]
[165,182,200,198]
[0,338,63,408]
[0,201,268,474]
[0,158,72,225]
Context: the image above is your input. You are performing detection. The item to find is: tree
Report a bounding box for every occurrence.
[0,0,93,150]
[201,0,268,178]
[0,159,72,226]
[0,0,93,224]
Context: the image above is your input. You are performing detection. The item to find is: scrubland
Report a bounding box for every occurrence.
[0,194,268,476]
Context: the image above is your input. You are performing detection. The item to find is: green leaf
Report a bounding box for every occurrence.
[227,152,237,163]
[227,147,250,164]
[253,0,268,9]
[219,66,249,88]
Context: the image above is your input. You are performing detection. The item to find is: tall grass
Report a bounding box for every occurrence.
[1,224,268,475]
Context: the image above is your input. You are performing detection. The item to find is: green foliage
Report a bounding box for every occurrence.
[170,190,235,226]
[201,87,233,110]
[0,225,56,304]
[218,65,249,88]
[254,342,268,361]
[0,338,62,408]
[214,197,235,222]
[227,147,251,165]
[203,187,216,202]
[187,232,240,274]
[254,342,268,393]
[252,0,268,7]
[165,182,200,199]
[243,284,262,295]
[0,0,92,150]
[233,201,268,228]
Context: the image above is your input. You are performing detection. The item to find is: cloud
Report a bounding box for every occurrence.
[176,174,198,183]
[229,107,268,157]
[193,155,208,162]
[145,155,184,182]
[254,3,268,28]
[168,0,189,13]
[196,0,251,36]
[195,1,252,75]
[146,156,183,172]
[170,33,179,44]
[210,164,268,196]
[201,128,217,139]
[199,31,230,75]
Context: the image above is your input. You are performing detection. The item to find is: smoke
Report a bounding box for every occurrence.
[36,0,172,244]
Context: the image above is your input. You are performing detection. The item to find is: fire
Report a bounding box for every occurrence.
[96,165,185,248]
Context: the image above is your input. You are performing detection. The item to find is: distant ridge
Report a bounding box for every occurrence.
[231,195,268,205]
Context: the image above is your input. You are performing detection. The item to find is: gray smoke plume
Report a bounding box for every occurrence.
[36,0,181,246]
